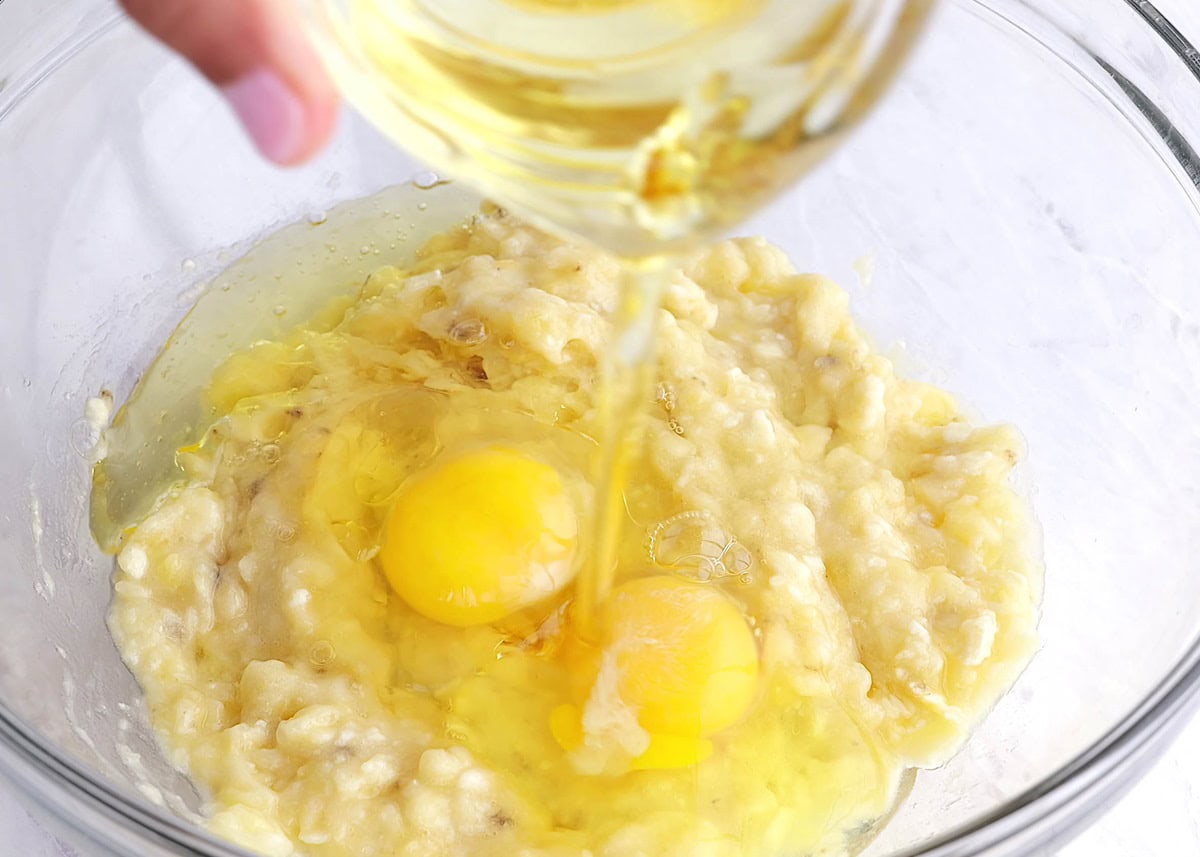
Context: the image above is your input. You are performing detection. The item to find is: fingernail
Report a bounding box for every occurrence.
[221,69,308,165]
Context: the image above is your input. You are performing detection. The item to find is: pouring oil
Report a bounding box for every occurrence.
[300,0,935,257]
[295,0,935,632]
[97,1,938,653]
[99,0,934,805]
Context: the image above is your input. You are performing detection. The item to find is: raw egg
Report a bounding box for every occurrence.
[380,446,579,626]
[552,574,759,771]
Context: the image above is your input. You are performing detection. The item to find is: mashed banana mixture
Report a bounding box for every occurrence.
[108,209,1041,857]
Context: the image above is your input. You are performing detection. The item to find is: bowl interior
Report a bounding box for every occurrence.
[1,0,1199,854]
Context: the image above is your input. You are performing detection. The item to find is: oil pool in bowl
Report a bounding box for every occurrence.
[92,184,1042,857]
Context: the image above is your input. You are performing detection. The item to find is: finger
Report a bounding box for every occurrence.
[121,0,340,165]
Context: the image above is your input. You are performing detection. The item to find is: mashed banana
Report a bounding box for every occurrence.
[108,209,1041,857]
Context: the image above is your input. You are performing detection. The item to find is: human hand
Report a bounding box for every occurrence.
[121,0,340,165]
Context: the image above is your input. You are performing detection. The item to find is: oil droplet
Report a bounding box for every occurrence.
[67,418,97,458]
[309,640,336,666]
[269,520,297,544]
[648,511,754,583]
[852,252,876,289]
[448,318,487,345]
[414,171,441,190]
[307,210,329,226]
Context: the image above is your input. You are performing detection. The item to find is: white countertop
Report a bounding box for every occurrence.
[6,1,1200,854]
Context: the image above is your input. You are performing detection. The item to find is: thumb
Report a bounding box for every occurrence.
[121,0,340,165]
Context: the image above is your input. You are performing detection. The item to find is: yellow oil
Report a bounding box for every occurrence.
[91,182,483,550]
[297,0,936,635]
[301,0,936,256]
[571,261,664,636]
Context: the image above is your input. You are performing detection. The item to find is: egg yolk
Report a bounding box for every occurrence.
[380,447,578,626]
[552,575,759,771]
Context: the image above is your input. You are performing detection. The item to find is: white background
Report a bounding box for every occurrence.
[4,1,1200,854]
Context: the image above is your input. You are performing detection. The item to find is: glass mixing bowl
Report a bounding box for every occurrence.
[2,0,1199,854]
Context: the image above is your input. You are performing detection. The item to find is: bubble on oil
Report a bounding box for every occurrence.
[67,418,98,459]
[449,318,487,345]
[308,210,329,226]
[181,258,197,272]
[309,640,336,667]
[413,171,442,190]
[649,510,754,583]
[268,520,297,544]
